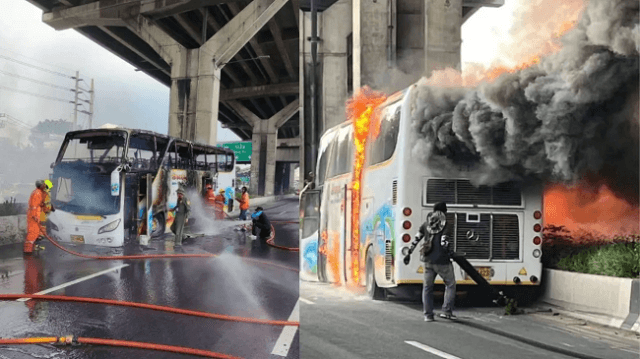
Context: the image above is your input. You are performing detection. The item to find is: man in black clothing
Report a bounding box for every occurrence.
[405,202,456,322]
[251,206,271,251]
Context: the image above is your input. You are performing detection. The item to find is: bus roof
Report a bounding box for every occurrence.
[64,128,234,155]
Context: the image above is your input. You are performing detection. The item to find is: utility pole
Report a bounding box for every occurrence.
[88,79,94,129]
[72,71,79,131]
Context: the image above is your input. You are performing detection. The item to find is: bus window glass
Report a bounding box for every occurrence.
[193,147,208,170]
[206,153,218,171]
[382,107,400,161]
[217,154,227,171]
[176,142,191,170]
[335,130,350,176]
[60,132,126,164]
[316,140,335,186]
[128,134,157,171]
[226,153,234,172]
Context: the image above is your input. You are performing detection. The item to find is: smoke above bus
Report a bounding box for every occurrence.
[409,0,639,205]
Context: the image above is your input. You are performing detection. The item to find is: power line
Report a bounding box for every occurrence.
[0,70,73,91]
[0,54,74,79]
[0,85,74,104]
[0,46,77,74]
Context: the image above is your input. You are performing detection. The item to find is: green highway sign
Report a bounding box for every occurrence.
[219,141,252,163]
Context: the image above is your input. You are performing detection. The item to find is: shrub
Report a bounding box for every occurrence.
[0,197,22,217]
[557,242,640,278]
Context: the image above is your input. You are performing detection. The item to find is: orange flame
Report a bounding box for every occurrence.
[319,231,342,285]
[346,86,387,285]
[544,183,640,238]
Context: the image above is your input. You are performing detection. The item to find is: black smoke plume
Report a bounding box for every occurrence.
[410,0,639,204]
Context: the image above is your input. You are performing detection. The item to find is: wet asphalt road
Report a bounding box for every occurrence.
[0,197,300,359]
[299,282,640,359]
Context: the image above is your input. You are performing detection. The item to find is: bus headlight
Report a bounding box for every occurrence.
[401,247,410,256]
[98,219,121,234]
[533,249,541,258]
[49,221,59,232]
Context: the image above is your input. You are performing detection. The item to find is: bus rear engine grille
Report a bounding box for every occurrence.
[444,213,519,260]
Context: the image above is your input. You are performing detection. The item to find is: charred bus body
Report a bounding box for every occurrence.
[47,128,235,247]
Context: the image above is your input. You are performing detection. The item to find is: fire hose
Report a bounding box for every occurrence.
[0,294,299,327]
[0,336,240,358]
[39,228,298,272]
[239,224,299,252]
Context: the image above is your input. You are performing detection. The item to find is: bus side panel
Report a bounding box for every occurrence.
[324,176,351,284]
[166,169,187,231]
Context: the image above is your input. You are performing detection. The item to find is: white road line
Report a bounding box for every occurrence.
[271,299,300,357]
[299,297,315,305]
[17,264,129,302]
[405,341,462,359]
[278,211,288,216]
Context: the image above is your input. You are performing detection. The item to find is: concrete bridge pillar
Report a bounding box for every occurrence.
[228,100,300,196]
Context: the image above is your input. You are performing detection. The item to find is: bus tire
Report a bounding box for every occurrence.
[151,212,165,238]
[366,249,385,300]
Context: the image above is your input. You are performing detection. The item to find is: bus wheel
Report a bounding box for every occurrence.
[151,213,165,238]
[366,250,385,300]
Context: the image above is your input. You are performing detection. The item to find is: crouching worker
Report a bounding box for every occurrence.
[170,188,191,246]
[24,180,47,255]
[403,202,456,322]
[251,206,271,251]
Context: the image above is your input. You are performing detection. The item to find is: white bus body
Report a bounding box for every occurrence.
[300,84,544,295]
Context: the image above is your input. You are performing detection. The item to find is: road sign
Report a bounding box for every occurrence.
[218,141,252,163]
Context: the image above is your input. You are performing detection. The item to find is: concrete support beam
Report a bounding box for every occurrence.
[220,82,299,100]
[226,3,280,84]
[462,0,504,7]
[272,99,300,128]
[175,13,203,45]
[200,8,259,85]
[205,0,290,68]
[278,137,301,147]
[424,0,462,76]
[98,26,172,77]
[125,16,180,64]
[225,100,261,126]
[141,0,237,20]
[268,19,296,79]
[43,1,129,30]
[248,99,299,196]
[168,47,221,145]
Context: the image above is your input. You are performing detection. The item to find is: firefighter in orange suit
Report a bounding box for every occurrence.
[205,184,216,207]
[214,189,226,220]
[24,180,47,254]
[40,179,55,224]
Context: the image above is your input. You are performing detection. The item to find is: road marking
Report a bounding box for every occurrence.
[278,211,288,216]
[17,264,129,302]
[299,297,315,305]
[405,341,462,359]
[271,299,300,357]
[561,343,574,347]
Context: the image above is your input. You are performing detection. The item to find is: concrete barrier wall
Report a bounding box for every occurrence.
[542,268,640,333]
[0,215,27,246]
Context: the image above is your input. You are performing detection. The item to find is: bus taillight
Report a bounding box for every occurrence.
[533,210,542,220]
[403,221,411,230]
[402,234,411,243]
[533,236,541,245]
[533,224,542,232]
[403,208,412,216]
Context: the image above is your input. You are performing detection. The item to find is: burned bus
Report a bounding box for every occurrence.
[299,85,544,299]
[47,127,235,247]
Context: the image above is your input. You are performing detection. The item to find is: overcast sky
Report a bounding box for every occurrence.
[0,0,517,142]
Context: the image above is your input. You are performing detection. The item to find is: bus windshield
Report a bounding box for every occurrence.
[51,163,121,215]
[59,131,127,164]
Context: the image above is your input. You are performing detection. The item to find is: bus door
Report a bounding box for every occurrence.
[138,173,153,246]
[300,189,321,281]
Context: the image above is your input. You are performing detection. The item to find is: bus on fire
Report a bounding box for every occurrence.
[47,127,236,247]
[299,84,544,299]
